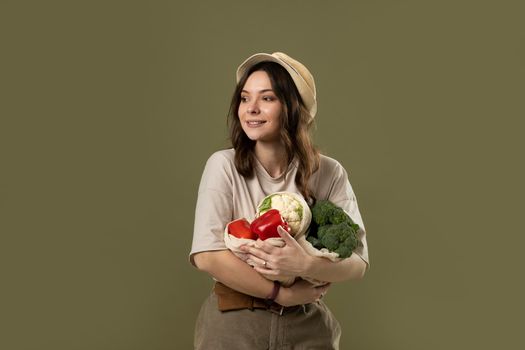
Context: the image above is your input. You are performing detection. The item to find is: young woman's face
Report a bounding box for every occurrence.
[238,70,283,144]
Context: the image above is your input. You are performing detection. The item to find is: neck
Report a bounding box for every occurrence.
[254,142,288,178]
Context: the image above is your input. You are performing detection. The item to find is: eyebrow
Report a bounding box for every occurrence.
[241,89,275,94]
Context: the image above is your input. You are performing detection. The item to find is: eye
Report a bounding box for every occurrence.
[240,96,248,102]
[263,96,276,101]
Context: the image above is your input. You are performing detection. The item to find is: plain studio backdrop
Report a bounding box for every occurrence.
[1,1,523,349]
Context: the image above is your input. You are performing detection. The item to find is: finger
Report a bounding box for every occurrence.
[277,225,301,246]
[241,245,270,261]
[246,258,264,268]
[236,252,250,262]
[253,265,278,275]
[254,239,277,254]
[248,254,267,267]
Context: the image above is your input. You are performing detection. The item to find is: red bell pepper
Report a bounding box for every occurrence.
[250,209,290,240]
[228,218,258,240]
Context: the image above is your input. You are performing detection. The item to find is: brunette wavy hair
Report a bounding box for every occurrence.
[227,61,320,203]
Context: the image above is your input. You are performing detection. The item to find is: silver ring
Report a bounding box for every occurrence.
[263,260,267,267]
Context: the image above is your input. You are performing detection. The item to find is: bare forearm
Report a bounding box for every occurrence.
[194,250,342,307]
[304,253,368,282]
[194,250,275,299]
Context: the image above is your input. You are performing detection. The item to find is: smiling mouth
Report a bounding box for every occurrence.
[247,121,266,125]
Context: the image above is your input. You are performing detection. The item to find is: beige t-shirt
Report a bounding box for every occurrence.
[189,148,369,268]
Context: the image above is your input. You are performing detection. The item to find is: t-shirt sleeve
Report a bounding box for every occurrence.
[188,152,234,267]
[328,162,370,269]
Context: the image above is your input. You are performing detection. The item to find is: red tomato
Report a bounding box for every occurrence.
[228,218,258,240]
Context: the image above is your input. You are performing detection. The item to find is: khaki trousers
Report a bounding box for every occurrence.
[194,292,341,350]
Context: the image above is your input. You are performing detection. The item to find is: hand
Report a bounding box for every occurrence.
[240,226,313,277]
[276,279,331,307]
[234,252,250,263]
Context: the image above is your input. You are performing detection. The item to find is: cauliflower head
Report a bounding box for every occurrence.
[257,192,312,237]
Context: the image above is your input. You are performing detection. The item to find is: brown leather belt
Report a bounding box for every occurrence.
[213,281,304,315]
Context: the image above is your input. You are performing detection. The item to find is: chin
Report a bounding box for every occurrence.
[244,131,278,142]
[245,135,262,142]
[242,130,260,141]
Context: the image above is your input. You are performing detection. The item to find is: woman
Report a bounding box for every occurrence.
[189,52,370,349]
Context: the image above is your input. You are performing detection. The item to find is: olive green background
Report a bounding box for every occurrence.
[1,0,523,349]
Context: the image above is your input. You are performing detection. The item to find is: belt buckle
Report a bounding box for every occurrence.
[268,303,285,315]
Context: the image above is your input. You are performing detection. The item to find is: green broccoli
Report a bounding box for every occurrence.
[311,200,332,226]
[328,206,349,225]
[312,200,351,225]
[316,224,328,240]
[319,225,341,250]
[306,200,361,259]
[306,236,322,249]
[334,246,352,258]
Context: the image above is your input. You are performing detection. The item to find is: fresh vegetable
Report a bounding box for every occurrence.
[311,200,353,226]
[257,192,312,237]
[306,200,361,259]
[228,218,258,240]
[250,209,290,240]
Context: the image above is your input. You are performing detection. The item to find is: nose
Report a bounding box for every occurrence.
[247,100,259,114]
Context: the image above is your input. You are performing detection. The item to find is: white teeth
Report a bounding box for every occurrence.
[248,121,265,125]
